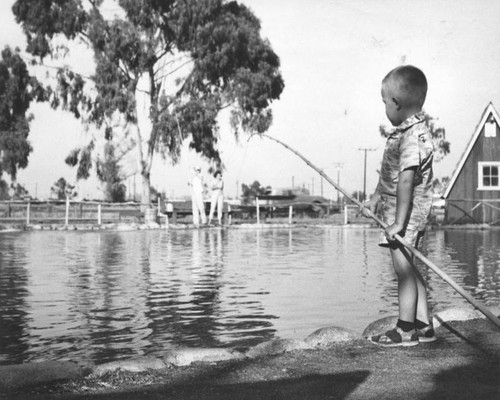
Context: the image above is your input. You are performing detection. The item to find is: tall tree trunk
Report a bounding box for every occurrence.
[140,172,151,208]
[131,122,152,209]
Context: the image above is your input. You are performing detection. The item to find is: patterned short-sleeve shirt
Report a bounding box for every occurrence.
[378,112,434,230]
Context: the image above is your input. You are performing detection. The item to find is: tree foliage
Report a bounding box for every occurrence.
[0,180,29,200]
[432,176,450,194]
[0,46,40,183]
[241,180,270,203]
[96,143,126,202]
[51,177,77,199]
[379,112,450,162]
[11,182,30,199]
[13,0,284,204]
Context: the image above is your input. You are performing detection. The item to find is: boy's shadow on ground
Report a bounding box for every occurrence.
[75,371,370,400]
[428,361,500,400]
[165,371,370,400]
[426,318,500,400]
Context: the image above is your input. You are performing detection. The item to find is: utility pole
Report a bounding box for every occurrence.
[332,163,343,203]
[358,148,376,202]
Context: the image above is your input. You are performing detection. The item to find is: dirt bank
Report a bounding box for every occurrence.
[3,316,499,400]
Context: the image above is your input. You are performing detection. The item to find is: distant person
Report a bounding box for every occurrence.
[363,65,436,346]
[190,166,207,226]
[208,170,224,225]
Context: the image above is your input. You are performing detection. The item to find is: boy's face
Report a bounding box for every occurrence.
[381,82,403,126]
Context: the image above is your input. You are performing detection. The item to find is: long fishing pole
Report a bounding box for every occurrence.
[261,134,500,329]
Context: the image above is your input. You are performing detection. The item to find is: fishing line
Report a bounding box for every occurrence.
[232,135,252,190]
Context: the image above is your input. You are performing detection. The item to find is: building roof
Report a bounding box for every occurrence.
[442,102,500,199]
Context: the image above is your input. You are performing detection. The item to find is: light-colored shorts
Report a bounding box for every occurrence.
[378,195,429,248]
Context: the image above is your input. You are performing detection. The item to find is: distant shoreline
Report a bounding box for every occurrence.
[0,220,495,233]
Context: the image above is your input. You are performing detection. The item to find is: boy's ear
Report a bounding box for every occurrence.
[392,97,401,111]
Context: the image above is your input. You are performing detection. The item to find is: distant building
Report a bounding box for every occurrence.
[442,103,500,224]
[271,187,309,196]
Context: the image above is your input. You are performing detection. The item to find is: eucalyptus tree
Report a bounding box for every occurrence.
[0,46,39,187]
[13,0,284,204]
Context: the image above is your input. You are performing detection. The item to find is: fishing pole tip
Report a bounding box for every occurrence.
[247,132,267,143]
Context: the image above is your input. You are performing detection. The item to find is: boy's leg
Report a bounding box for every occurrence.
[391,238,436,342]
[390,237,431,324]
[369,244,421,347]
[390,245,419,323]
[414,262,430,324]
[412,232,431,325]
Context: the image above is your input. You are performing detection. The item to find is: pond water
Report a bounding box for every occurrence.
[0,227,499,366]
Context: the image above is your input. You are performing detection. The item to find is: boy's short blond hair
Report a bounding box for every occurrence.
[383,65,427,109]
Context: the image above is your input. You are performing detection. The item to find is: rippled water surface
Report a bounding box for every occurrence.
[0,227,499,365]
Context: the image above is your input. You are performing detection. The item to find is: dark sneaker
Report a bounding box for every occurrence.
[369,327,419,347]
[416,324,437,343]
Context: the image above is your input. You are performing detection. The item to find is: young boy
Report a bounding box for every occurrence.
[364,65,436,346]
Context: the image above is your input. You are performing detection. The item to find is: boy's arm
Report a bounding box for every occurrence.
[385,168,415,241]
[362,179,381,217]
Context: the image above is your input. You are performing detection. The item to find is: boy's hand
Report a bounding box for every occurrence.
[361,195,379,218]
[384,222,404,241]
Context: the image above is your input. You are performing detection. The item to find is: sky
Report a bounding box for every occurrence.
[2,0,500,200]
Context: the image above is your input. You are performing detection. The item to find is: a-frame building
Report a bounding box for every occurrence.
[443,102,500,224]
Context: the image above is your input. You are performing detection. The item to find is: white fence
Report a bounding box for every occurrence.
[0,199,148,225]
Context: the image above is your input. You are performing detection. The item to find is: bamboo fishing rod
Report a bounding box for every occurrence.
[261,134,500,329]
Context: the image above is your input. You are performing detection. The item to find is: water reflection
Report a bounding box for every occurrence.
[0,234,30,364]
[171,229,225,347]
[144,229,276,356]
[442,230,500,304]
[0,228,498,365]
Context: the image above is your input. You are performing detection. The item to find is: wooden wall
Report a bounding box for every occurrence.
[446,119,500,224]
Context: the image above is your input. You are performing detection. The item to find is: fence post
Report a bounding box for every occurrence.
[344,204,348,225]
[228,204,232,225]
[288,205,293,224]
[65,197,70,226]
[26,201,31,225]
[98,204,102,225]
[256,197,260,224]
